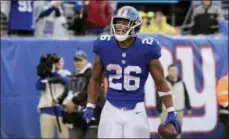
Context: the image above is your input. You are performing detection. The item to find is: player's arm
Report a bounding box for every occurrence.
[83,55,104,123]
[149,59,174,110]
[146,36,181,135]
[87,55,104,106]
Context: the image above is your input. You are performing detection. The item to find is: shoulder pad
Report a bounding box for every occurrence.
[99,34,112,41]
[141,37,160,46]
[141,37,161,61]
[94,34,113,46]
[93,35,113,55]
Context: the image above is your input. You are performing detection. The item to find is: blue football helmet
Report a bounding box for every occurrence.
[111,6,142,41]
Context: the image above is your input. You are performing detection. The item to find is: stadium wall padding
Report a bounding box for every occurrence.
[1,34,228,138]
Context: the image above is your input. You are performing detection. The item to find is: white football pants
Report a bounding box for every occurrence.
[98,101,150,138]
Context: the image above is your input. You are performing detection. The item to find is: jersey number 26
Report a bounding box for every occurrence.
[106,64,142,91]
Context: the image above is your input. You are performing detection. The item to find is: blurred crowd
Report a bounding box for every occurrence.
[0,0,228,38]
[0,0,116,37]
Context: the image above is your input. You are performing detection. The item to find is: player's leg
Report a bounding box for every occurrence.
[98,114,123,138]
[40,114,55,138]
[57,117,69,138]
[124,102,150,138]
[98,101,124,138]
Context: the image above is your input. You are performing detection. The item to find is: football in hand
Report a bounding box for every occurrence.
[158,122,179,139]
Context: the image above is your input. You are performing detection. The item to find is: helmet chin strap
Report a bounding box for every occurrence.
[114,28,132,42]
[115,34,128,42]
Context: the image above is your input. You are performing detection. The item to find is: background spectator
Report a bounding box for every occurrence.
[34,1,69,38]
[87,0,112,35]
[7,0,35,36]
[190,0,225,35]
[61,50,105,139]
[67,1,88,36]
[1,0,228,37]
[1,1,10,36]
[140,11,154,34]
[35,53,70,138]
[63,50,93,139]
[144,10,180,35]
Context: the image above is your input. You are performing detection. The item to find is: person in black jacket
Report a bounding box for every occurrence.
[62,50,104,139]
[190,0,224,35]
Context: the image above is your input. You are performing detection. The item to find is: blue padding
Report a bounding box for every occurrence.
[1,34,228,138]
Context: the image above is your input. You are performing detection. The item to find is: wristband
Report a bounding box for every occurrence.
[158,90,172,97]
[86,103,96,109]
[167,107,175,112]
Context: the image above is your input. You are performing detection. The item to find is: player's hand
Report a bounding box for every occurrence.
[164,111,182,134]
[83,107,94,123]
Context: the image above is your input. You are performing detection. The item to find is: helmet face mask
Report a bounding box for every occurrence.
[113,18,133,35]
[111,6,142,42]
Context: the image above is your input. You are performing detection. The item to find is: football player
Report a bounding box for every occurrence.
[8,0,34,36]
[83,6,181,138]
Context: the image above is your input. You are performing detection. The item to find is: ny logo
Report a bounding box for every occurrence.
[120,9,127,16]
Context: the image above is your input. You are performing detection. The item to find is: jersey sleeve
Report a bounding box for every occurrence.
[93,37,102,56]
[146,39,162,63]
